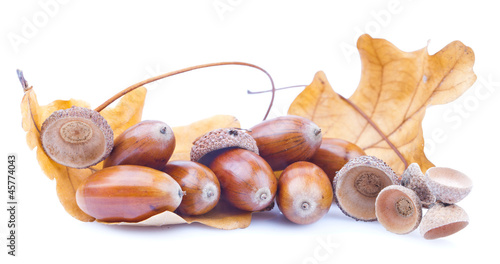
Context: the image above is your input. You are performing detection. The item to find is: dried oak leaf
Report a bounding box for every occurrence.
[21,86,147,222]
[288,34,476,175]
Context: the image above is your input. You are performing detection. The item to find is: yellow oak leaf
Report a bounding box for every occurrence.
[21,86,147,221]
[288,34,476,175]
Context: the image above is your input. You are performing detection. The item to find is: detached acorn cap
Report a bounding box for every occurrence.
[333,155,398,221]
[375,185,422,235]
[190,127,258,164]
[40,106,114,169]
[425,167,472,204]
[420,202,469,240]
[400,163,436,208]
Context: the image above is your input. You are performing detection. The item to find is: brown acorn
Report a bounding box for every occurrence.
[309,138,366,183]
[249,115,322,171]
[277,161,333,225]
[208,148,277,212]
[76,165,183,223]
[104,120,175,170]
[163,160,220,216]
[190,127,276,211]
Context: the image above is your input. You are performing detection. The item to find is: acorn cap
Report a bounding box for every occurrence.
[40,106,114,169]
[190,128,258,164]
[420,202,469,239]
[333,155,398,221]
[425,167,472,204]
[375,185,422,235]
[400,163,436,208]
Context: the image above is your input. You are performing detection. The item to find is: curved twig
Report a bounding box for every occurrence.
[94,62,276,121]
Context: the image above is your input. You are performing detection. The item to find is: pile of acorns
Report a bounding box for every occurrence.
[40,109,472,239]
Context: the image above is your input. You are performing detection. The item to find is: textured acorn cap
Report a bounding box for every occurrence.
[420,202,469,239]
[425,167,472,204]
[400,163,436,208]
[190,128,258,164]
[333,155,398,221]
[375,185,422,235]
[41,106,114,169]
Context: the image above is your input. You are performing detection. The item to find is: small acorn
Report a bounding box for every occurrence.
[40,106,114,169]
[76,165,184,223]
[309,138,366,183]
[333,155,398,221]
[249,115,322,171]
[104,120,175,171]
[277,161,333,225]
[163,160,220,216]
[191,128,277,212]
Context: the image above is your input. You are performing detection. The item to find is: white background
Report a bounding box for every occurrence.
[1,1,499,263]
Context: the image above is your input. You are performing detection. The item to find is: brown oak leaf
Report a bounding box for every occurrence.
[288,34,476,175]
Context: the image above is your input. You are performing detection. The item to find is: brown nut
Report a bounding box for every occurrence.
[249,115,322,171]
[208,148,277,212]
[76,165,183,223]
[277,161,333,225]
[163,160,220,216]
[104,120,175,171]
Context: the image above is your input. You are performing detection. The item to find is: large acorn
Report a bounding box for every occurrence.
[76,165,184,223]
[249,115,322,171]
[191,128,277,212]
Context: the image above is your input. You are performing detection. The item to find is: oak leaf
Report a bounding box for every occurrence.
[21,87,147,221]
[288,34,476,175]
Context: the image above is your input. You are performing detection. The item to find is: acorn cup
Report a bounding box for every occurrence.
[191,128,277,212]
[249,115,322,171]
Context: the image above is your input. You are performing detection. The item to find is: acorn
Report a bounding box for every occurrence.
[40,106,114,169]
[277,161,333,225]
[309,138,366,183]
[333,155,398,221]
[191,128,277,212]
[163,160,220,216]
[104,120,175,171]
[76,165,184,223]
[249,115,322,171]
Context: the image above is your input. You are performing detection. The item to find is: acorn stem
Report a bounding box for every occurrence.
[94,62,276,121]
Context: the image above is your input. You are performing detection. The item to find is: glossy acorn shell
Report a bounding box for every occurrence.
[309,138,366,183]
[76,165,183,223]
[104,120,175,171]
[209,148,277,212]
[163,160,221,216]
[249,115,322,171]
[277,161,333,224]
